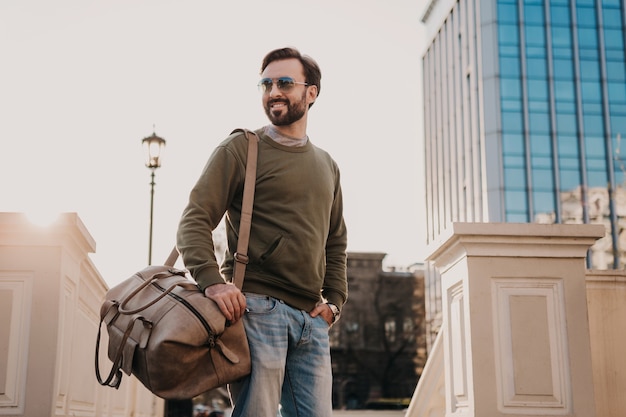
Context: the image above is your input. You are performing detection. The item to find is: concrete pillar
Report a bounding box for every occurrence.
[0,212,97,417]
[426,223,603,417]
[0,212,162,417]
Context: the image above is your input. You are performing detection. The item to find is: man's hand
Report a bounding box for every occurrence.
[204,283,247,323]
[310,303,334,326]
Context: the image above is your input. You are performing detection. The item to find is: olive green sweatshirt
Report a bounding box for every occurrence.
[176,129,348,312]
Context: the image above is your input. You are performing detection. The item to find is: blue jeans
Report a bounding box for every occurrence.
[228,293,333,417]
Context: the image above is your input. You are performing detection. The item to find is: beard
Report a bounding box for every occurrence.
[264,90,308,126]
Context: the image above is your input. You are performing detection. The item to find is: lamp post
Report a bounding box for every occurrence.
[142,132,166,265]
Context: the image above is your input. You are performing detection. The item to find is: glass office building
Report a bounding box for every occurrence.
[421,0,625,346]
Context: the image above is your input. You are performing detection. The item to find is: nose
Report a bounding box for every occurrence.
[268,81,283,96]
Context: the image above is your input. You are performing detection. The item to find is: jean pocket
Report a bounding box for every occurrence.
[244,293,279,315]
[316,314,331,329]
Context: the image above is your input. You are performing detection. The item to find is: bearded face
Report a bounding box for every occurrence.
[264,89,308,126]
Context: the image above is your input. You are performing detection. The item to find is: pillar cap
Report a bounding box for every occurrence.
[426,222,605,264]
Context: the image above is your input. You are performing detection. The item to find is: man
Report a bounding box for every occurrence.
[176,47,348,417]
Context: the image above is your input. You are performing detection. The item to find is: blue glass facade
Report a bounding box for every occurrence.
[424,0,626,266]
[422,0,626,348]
[498,0,626,264]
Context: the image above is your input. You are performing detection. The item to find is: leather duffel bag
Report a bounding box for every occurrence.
[95,265,251,399]
[95,129,258,400]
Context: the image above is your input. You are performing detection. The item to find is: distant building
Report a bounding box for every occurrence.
[330,252,426,410]
[420,0,626,350]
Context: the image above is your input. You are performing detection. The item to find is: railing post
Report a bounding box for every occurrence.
[0,212,163,417]
[426,222,603,417]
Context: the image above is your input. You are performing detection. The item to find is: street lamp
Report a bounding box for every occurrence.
[142,132,166,265]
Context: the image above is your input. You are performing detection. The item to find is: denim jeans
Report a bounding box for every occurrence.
[229,293,333,417]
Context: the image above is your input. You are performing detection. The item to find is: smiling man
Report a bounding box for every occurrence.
[176,47,348,417]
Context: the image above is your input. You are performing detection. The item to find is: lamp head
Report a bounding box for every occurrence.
[142,133,166,169]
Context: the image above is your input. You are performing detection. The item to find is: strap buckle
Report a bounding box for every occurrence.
[233,252,249,265]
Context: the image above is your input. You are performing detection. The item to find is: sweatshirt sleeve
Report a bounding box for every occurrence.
[322,166,348,309]
[176,142,245,290]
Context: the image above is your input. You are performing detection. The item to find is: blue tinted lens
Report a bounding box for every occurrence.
[258,77,297,93]
[258,78,273,92]
[276,77,296,90]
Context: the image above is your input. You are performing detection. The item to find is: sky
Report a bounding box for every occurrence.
[1,0,428,287]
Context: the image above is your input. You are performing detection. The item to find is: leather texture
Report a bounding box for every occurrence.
[95,266,251,399]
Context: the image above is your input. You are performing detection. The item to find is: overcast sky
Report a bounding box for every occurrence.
[1,0,428,286]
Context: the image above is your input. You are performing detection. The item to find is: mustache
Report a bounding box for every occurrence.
[268,98,289,106]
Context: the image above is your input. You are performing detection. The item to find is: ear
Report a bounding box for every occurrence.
[307,85,318,105]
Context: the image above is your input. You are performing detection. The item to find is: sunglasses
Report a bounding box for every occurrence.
[258,77,309,93]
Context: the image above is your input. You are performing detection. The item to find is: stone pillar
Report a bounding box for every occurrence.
[0,212,97,417]
[0,212,163,417]
[426,223,603,417]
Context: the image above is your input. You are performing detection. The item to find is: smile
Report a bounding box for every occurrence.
[269,100,288,109]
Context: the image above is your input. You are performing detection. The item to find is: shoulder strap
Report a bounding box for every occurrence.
[230,129,259,289]
[166,128,259,291]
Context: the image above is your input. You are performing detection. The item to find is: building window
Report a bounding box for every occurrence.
[385,318,396,344]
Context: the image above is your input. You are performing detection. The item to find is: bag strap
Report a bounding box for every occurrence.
[117,271,198,315]
[166,128,259,291]
[95,304,152,388]
[231,129,259,289]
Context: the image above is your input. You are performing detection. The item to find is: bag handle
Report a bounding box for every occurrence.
[117,271,197,315]
[166,129,259,290]
[95,304,152,388]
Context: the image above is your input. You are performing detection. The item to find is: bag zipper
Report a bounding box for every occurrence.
[153,280,217,347]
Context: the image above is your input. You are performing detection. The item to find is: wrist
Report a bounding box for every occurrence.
[327,303,341,323]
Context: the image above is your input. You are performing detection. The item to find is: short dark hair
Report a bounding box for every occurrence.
[260,47,321,106]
